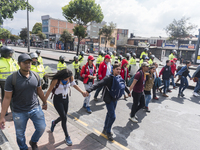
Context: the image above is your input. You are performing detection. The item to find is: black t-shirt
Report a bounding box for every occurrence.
[87,65,94,84]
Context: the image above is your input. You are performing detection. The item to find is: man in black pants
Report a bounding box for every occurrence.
[129,62,149,123]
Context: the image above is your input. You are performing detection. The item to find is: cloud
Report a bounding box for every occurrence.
[3,0,200,37]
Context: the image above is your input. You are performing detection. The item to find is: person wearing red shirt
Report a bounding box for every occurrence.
[170,60,177,89]
[80,55,97,113]
[94,55,111,101]
[120,59,130,99]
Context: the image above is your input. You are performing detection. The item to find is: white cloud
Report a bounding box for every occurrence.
[3,0,200,37]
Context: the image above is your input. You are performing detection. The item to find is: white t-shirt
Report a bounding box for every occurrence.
[55,81,76,97]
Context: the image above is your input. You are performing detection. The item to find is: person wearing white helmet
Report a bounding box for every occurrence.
[169,50,177,60]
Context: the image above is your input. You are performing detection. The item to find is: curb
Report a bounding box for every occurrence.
[0,129,13,150]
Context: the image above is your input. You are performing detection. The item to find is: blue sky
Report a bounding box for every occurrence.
[2,0,199,37]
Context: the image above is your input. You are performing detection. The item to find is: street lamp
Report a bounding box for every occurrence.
[27,0,30,52]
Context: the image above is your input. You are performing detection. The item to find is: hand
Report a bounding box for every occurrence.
[85,91,89,97]
[128,93,131,97]
[93,76,96,79]
[190,78,192,80]
[82,91,87,97]
[42,103,47,110]
[0,118,6,130]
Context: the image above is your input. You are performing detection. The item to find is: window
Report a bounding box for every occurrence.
[101,37,105,44]
[42,20,48,25]
[110,38,115,45]
[42,27,48,32]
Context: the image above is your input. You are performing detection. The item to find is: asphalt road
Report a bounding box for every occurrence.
[12,47,200,150]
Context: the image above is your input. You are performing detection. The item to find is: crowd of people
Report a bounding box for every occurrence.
[0,46,200,149]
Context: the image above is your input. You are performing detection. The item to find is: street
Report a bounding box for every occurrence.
[1,46,200,150]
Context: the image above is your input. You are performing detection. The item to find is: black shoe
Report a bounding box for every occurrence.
[107,133,114,141]
[29,140,38,150]
[102,129,113,136]
[181,93,185,97]
[5,112,8,116]
[50,120,56,132]
[144,107,150,113]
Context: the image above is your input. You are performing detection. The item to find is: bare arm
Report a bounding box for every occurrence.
[0,91,12,129]
[129,79,137,92]
[45,79,57,100]
[37,86,47,110]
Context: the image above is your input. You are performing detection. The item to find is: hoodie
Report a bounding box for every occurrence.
[120,59,130,80]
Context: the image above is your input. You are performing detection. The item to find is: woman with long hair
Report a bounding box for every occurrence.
[45,69,85,146]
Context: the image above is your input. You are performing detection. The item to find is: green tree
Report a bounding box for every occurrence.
[62,0,104,55]
[0,28,11,45]
[73,25,87,53]
[60,30,72,50]
[32,22,42,34]
[10,34,20,42]
[164,17,197,49]
[37,31,46,41]
[0,0,34,25]
[19,28,28,42]
[99,22,116,50]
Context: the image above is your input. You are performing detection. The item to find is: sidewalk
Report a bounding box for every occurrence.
[0,102,120,150]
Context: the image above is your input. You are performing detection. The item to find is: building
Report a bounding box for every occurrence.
[87,21,106,38]
[41,15,77,49]
[99,29,118,52]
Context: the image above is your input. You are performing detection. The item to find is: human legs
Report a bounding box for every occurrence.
[171,75,176,87]
[29,106,46,143]
[179,76,185,94]
[194,78,200,93]
[145,94,152,107]
[181,77,188,93]
[12,111,29,150]
[130,92,142,118]
[84,84,92,107]
[163,80,167,94]
[53,95,69,137]
[104,100,117,133]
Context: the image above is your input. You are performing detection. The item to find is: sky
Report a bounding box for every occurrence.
[2,0,200,37]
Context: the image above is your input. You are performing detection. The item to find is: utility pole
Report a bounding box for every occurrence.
[27,0,30,52]
[194,29,200,64]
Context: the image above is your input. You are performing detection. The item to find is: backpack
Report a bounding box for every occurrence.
[107,75,125,99]
[127,71,142,87]
[177,66,182,73]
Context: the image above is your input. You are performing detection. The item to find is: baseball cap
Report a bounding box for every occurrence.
[170,60,174,63]
[173,58,178,61]
[18,53,32,63]
[141,62,149,67]
[105,54,111,59]
[88,55,95,61]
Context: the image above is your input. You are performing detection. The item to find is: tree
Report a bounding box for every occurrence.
[59,30,72,50]
[62,0,104,55]
[37,31,46,41]
[0,0,34,25]
[19,28,28,42]
[32,22,42,34]
[164,17,197,49]
[10,34,20,42]
[73,25,87,53]
[0,28,11,45]
[99,22,116,50]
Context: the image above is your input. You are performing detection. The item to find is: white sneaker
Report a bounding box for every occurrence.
[135,115,138,120]
[193,92,200,97]
[129,117,138,123]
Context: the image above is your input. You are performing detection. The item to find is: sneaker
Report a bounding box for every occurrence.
[193,92,200,97]
[124,95,128,99]
[50,120,56,132]
[83,103,86,108]
[86,107,92,114]
[178,93,181,97]
[153,97,159,100]
[94,97,98,101]
[129,117,138,123]
[159,88,162,93]
[135,115,138,120]
[107,133,114,141]
[144,107,150,113]
[181,93,185,97]
[65,136,72,146]
[162,94,169,97]
[29,140,38,150]
[102,129,113,136]
[167,90,172,92]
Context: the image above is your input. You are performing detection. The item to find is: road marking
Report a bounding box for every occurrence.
[47,100,129,150]
[93,128,130,150]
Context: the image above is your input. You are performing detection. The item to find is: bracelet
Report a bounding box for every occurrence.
[42,103,47,106]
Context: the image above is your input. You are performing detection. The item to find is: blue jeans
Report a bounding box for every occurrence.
[194,78,200,93]
[104,100,117,134]
[94,86,103,98]
[145,94,151,107]
[163,79,170,94]
[179,76,188,94]
[171,75,176,87]
[12,106,46,150]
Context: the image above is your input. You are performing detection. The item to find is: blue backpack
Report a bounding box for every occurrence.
[107,75,125,99]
